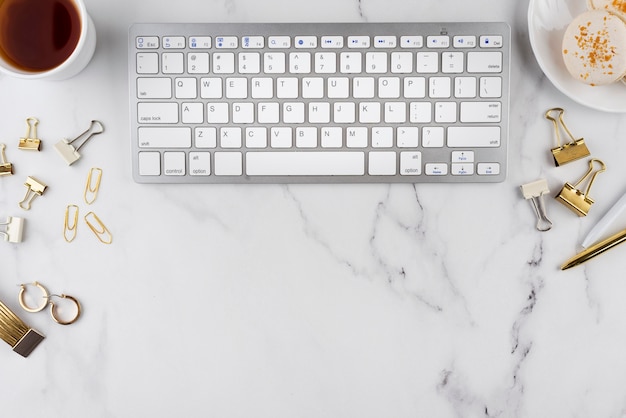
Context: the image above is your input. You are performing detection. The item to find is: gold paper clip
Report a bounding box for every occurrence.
[84,211,112,244]
[0,144,13,176]
[64,205,79,243]
[54,120,104,165]
[545,108,590,166]
[18,176,47,210]
[556,158,606,217]
[84,168,102,204]
[18,117,41,151]
[520,179,553,231]
[0,216,24,243]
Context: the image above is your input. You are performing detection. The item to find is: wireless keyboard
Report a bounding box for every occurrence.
[128,22,510,184]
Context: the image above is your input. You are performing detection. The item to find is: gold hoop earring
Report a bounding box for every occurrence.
[18,282,50,313]
[49,294,81,325]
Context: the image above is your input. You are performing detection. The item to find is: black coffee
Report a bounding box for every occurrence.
[0,0,81,72]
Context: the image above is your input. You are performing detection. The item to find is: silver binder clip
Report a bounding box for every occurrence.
[18,176,47,210]
[521,179,553,231]
[0,216,25,243]
[0,144,13,176]
[54,120,104,165]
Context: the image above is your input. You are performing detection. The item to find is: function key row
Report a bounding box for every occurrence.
[136,35,503,50]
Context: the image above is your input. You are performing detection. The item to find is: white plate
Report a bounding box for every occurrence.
[528,0,626,112]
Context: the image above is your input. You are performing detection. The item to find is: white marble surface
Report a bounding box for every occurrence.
[2,0,626,416]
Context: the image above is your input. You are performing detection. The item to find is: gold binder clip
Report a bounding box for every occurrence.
[18,117,41,151]
[0,216,24,243]
[556,158,606,217]
[84,167,102,204]
[0,144,13,176]
[545,108,590,166]
[64,205,79,243]
[54,120,104,165]
[18,176,47,210]
[84,211,112,244]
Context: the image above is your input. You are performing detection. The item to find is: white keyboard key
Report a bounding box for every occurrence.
[321,127,342,148]
[175,78,197,99]
[207,102,229,123]
[425,163,448,175]
[162,53,184,73]
[477,162,500,175]
[163,36,185,49]
[137,53,159,74]
[479,77,502,98]
[239,52,261,74]
[258,102,280,123]
[189,152,211,176]
[137,78,171,99]
[451,163,474,175]
[404,77,426,98]
[314,52,336,73]
[189,36,211,49]
[270,126,293,148]
[467,51,502,73]
[213,53,235,73]
[372,127,393,148]
[429,77,451,98]
[368,151,396,175]
[138,127,191,148]
[435,102,457,123]
[365,52,387,73]
[264,52,286,73]
[277,77,299,98]
[346,127,368,148]
[359,102,381,123]
[451,150,474,162]
[246,152,365,176]
[340,52,362,74]
[136,37,159,49]
[181,102,203,123]
[188,52,209,74]
[138,152,161,175]
[220,127,242,148]
[391,52,413,74]
[422,127,444,147]
[454,77,477,98]
[347,36,370,48]
[327,77,349,98]
[416,52,438,73]
[400,36,423,48]
[195,127,217,148]
[309,102,330,123]
[453,35,476,48]
[295,36,317,48]
[246,127,268,148]
[397,127,419,147]
[460,102,501,123]
[384,102,406,123]
[447,126,500,147]
[334,102,356,123]
[353,77,375,98]
[241,36,264,48]
[427,35,449,48]
[215,36,238,48]
[400,152,422,175]
[441,52,464,73]
[374,36,397,48]
[269,36,291,48]
[138,103,179,124]
[379,77,400,98]
[225,77,248,99]
[164,152,186,175]
[200,78,222,99]
[321,36,343,48]
[296,127,317,148]
[480,35,503,48]
[232,102,255,123]
[302,77,324,99]
[289,52,311,74]
[214,152,243,175]
[251,77,273,98]
[410,102,432,123]
[283,102,305,123]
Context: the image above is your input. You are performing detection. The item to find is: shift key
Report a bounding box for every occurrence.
[138,102,179,123]
[138,127,191,148]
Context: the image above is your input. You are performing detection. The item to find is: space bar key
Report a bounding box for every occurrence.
[246,151,365,176]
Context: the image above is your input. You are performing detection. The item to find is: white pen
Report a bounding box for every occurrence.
[582,191,626,248]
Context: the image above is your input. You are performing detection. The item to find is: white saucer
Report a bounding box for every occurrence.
[528,0,626,112]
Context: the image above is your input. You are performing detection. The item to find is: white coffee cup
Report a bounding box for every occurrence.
[0,0,96,80]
